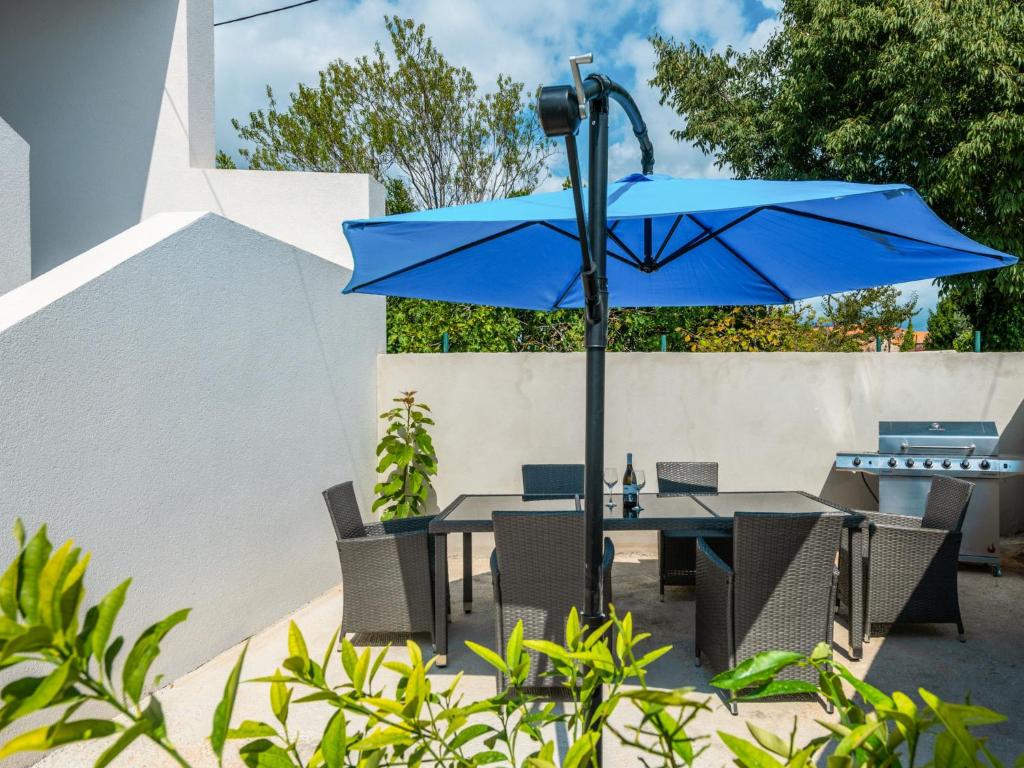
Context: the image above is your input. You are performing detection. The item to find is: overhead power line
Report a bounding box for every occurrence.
[214,0,320,27]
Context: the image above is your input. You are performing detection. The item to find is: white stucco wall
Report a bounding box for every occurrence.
[0,114,31,294]
[378,353,1024,532]
[0,0,377,275]
[0,213,384,722]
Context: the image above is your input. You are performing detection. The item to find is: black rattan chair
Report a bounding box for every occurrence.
[839,475,974,643]
[521,464,585,499]
[323,481,444,643]
[490,510,614,691]
[657,461,718,599]
[695,511,843,714]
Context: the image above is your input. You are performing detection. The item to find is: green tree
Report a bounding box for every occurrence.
[227,15,556,347]
[900,318,918,352]
[229,16,553,211]
[651,0,1024,349]
[926,296,974,351]
[819,287,918,351]
[215,150,236,169]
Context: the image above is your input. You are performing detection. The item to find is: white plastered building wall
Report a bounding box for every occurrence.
[0,213,384,765]
[0,0,381,276]
[0,1,385,762]
[0,115,30,294]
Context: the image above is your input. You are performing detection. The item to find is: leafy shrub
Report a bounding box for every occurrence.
[710,645,1012,768]
[374,391,438,520]
[0,521,1016,767]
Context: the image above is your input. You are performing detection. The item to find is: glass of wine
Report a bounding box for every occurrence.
[603,467,618,510]
[634,470,647,514]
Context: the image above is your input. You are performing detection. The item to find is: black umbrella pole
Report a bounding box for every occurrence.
[583,96,610,765]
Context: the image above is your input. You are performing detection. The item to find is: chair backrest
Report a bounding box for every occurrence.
[521,464,585,498]
[322,481,366,540]
[493,511,584,671]
[921,475,974,531]
[732,512,844,664]
[656,461,718,495]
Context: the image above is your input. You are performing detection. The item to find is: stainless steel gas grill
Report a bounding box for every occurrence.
[836,421,1024,575]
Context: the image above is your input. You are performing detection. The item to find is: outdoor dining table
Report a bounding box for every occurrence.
[428,491,866,667]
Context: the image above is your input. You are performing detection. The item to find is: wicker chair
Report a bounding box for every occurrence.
[657,461,719,599]
[490,510,614,691]
[323,481,443,642]
[839,475,974,643]
[695,511,843,714]
[521,464,585,499]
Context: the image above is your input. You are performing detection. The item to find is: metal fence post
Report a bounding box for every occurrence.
[974,330,982,352]
[876,336,883,352]
[441,332,449,353]
[660,334,667,352]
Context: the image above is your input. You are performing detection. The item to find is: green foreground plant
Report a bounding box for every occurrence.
[709,644,1013,768]
[373,391,438,520]
[0,522,1016,767]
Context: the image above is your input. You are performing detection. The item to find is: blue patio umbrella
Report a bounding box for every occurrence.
[341,71,1016,742]
[343,173,1015,307]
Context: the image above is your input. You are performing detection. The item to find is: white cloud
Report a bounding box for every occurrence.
[214,0,779,185]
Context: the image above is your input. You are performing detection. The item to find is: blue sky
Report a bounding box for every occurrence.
[213,0,939,321]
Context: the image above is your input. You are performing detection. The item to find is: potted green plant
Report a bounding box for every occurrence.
[373,390,438,520]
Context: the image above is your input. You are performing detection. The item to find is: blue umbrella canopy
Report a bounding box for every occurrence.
[343,174,1015,308]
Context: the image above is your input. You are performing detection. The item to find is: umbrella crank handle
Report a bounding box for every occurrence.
[569,53,593,118]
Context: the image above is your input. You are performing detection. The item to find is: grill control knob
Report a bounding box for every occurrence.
[961,459,971,470]
[852,457,861,467]
[942,459,952,468]
[980,459,991,470]
[905,458,915,467]
[924,458,934,468]
[888,457,898,468]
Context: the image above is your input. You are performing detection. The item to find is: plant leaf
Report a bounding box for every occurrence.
[710,651,804,691]
[92,580,131,667]
[719,731,786,768]
[94,719,151,768]
[122,608,190,705]
[0,719,119,759]
[211,641,248,763]
[17,526,52,624]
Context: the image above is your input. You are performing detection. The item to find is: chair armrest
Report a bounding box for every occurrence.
[870,523,960,544]
[695,537,734,670]
[337,528,429,559]
[863,511,922,530]
[365,515,437,537]
[490,548,499,579]
[697,537,733,577]
[867,524,962,580]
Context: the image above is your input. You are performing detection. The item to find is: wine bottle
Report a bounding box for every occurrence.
[622,453,638,513]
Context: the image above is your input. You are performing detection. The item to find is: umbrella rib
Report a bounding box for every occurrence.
[538,222,643,270]
[654,215,683,261]
[655,207,765,269]
[606,228,645,267]
[345,221,536,292]
[687,213,794,303]
[553,267,583,309]
[765,206,1013,262]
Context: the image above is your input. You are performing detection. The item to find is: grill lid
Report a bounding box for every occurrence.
[878,421,999,455]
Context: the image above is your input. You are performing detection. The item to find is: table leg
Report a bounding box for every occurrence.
[433,533,448,666]
[848,526,864,660]
[463,532,473,613]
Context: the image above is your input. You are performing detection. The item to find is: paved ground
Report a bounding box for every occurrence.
[39,538,1024,766]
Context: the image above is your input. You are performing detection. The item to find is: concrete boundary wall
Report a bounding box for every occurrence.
[378,352,1024,534]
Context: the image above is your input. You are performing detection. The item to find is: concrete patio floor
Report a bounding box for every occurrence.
[38,537,1024,766]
